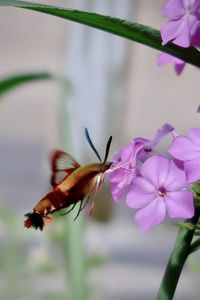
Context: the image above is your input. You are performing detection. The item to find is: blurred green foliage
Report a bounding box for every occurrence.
[0,72,53,97]
[0,204,107,300]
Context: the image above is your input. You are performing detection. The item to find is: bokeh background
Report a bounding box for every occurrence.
[0,0,200,299]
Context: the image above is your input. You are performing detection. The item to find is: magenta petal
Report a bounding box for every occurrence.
[188,15,200,36]
[157,53,186,75]
[164,160,187,191]
[110,183,125,203]
[126,177,156,209]
[169,136,200,160]
[111,144,131,166]
[145,124,174,148]
[165,190,194,218]
[189,128,200,146]
[141,156,169,187]
[172,16,191,47]
[110,168,136,202]
[157,53,185,66]
[191,26,200,47]
[174,62,186,75]
[163,0,185,19]
[161,19,185,45]
[109,168,129,183]
[120,143,133,161]
[134,197,166,232]
[184,158,200,183]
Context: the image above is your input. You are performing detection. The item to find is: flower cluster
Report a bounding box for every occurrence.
[158,0,200,74]
[109,124,197,232]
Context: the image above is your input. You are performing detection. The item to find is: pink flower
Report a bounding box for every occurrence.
[137,123,174,162]
[109,124,174,202]
[109,142,141,203]
[161,0,200,48]
[169,128,200,183]
[157,53,186,75]
[126,156,194,232]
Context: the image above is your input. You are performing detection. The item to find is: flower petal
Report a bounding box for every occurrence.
[161,19,187,46]
[141,156,170,187]
[145,123,174,148]
[109,168,129,183]
[163,0,185,19]
[110,169,136,202]
[189,128,200,147]
[120,143,134,161]
[164,159,187,191]
[169,135,200,160]
[126,177,156,209]
[184,157,200,183]
[110,183,126,203]
[111,144,131,166]
[157,53,184,66]
[172,16,191,47]
[174,62,186,75]
[165,190,194,218]
[157,53,186,75]
[191,26,200,47]
[134,197,166,232]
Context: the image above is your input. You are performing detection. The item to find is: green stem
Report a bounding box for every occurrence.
[67,213,87,300]
[59,87,88,300]
[156,208,200,300]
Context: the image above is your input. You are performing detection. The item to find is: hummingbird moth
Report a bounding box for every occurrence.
[24,128,112,230]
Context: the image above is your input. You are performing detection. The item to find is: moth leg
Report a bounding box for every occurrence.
[61,202,78,216]
[73,199,87,221]
[80,197,89,211]
[89,194,99,216]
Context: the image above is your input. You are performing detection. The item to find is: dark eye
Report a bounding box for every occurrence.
[101,162,112,172]
[101,165,107,172]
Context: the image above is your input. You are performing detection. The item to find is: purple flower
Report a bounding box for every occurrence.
[109,142,142,203]
[126,155,194,232]
[191,25,200,47]
[139,123,174,160]
[169,128,200,183]
[157,53,186,75]
[109,124,174,202]
[161,0,200,48]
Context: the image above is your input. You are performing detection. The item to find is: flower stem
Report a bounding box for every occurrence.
[67,212,87,300]
[156,208,200,300]
[59,88,88,300]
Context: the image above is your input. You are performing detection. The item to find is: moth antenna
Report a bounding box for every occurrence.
[103,136,112,163]
[85,128,102,162]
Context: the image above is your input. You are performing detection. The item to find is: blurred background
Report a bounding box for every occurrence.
[0,0,200,299]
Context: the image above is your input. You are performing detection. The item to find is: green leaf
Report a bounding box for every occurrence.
[190,238,200,254]
[176,222,200,231]
[0,72,53,97]
[0,0,200,68]
[192,181,200,197]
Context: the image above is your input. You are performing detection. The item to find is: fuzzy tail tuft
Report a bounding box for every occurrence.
[24,212,44,231]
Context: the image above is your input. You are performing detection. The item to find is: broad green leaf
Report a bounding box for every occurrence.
[0,72,53,97]
[0,0,200,68]
[190,237,200,254]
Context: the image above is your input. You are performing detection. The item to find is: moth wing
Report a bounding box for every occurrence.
[83,173,105,214]
[50,150,80,187]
